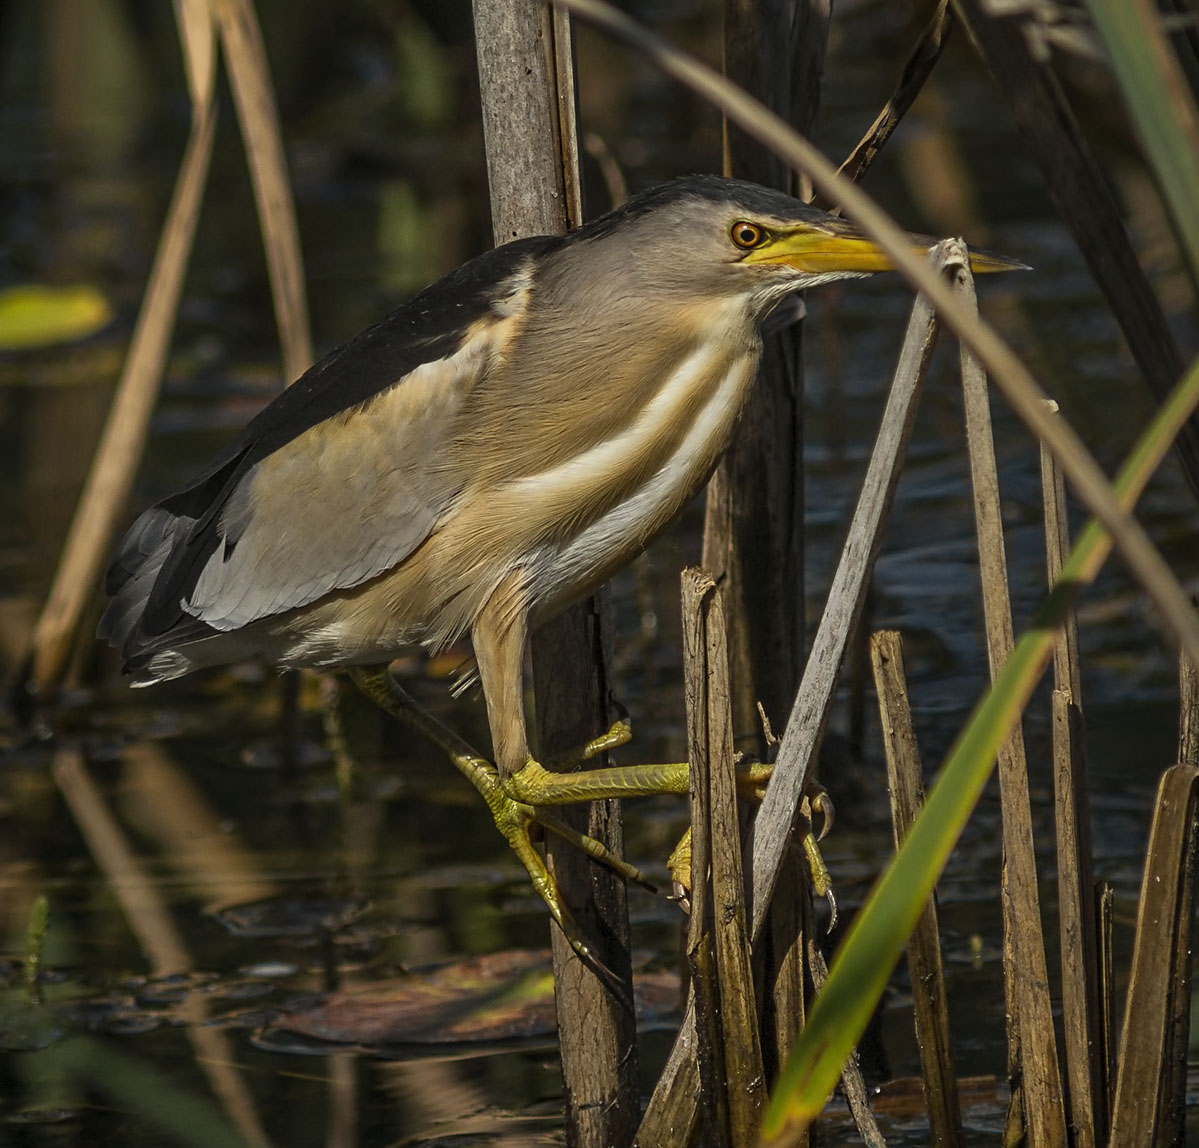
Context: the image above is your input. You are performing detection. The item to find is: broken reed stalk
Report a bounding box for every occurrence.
[681,569,766,1147]
[711,0,826,1096]
[472,4,638,1145]
[869,630,964,1148]
[1108,764,1199,1148]
[1040,413,1106,1148]
[1154,656,1199,1148]
[954,254,1066,1146]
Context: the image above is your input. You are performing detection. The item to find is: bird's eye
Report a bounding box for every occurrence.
[730,221,767,250]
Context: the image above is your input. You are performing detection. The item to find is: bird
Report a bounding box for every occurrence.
[100,174,1020,957]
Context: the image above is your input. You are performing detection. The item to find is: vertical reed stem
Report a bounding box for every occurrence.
[472,5,637,1144]
[955,257,1066,1146]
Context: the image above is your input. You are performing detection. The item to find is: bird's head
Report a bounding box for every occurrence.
[566,175,1024,319]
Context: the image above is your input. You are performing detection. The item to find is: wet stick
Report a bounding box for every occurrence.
[871,630,964,1148]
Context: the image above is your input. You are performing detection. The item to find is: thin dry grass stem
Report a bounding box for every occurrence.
[748,244,952,939]
[212,0,311,380]
[1107,765,1199,1148]
[954,253,1066,1146]
[473,5,637,1144]
[869,630,964,1148]
[802,937,886,1148]
[681,568,766,1147]
[52,747,273,1148]
[1041,421,1105,1148]
[823,0,953,205]
[952,0,1199,506]
[24,6,218,698]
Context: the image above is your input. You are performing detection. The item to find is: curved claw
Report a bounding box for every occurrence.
[798,814,838,932]
[804,782,835,842]
[577,712,634,762]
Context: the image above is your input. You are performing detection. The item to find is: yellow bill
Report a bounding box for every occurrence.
[745,217,1028,275]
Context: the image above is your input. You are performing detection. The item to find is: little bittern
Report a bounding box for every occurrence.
[101,175,1019,955]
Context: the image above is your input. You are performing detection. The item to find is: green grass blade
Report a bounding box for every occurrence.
[1086,0,1199,286]
[761,356,1199,1144]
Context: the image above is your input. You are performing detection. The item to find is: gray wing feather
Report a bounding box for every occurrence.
[180,339,485,631]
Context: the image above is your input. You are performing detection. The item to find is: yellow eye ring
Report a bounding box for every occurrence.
[730,220,767,250]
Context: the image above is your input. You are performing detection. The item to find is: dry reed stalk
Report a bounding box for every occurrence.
[951,0,1199,506]
[954,254,1066,1146]
[803,938,887,1148]
[472,4,637,1144]
[1156,658,1199,1147]
[1107,765,1199,1148]
[748,244,951,938]
[682,569,766,1146]
[636,994,702,1146]
[212,0,311,381]
[1096,884,1116,1117]
[1041,422,1105,1148]
[27,0,314,701]
[870,630,964,1148]
[52,747,273,1148]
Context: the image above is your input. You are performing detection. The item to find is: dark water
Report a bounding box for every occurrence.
[1,1,1197,1145]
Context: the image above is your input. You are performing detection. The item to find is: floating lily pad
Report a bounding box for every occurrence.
[269,949,681,1049]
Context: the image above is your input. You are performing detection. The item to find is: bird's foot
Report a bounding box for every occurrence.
[477,766,656,967]
[666,774,837,928]
[348,666,651,969]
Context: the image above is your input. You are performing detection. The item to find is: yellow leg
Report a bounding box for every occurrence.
[348,666,653,964]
